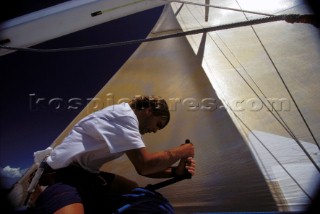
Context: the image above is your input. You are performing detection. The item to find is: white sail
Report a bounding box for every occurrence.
[46,4,277,212]
[4,0,320,213]
[169,0,320,211]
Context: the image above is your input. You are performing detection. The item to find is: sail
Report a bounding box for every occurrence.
[47,4,277,212]
[4,0,320,213]
[169,0,320,211]
[0,0,167,56]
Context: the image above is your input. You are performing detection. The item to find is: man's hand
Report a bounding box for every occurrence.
[179,142,195,159]
[176,157,196,177]
[175,139,195,177]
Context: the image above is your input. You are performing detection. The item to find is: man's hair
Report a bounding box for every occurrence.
[129,95,170,128]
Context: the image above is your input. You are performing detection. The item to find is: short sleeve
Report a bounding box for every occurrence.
[79,115,145,153]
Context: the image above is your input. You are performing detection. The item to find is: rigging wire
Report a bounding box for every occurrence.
[176,1,320,174]
[201,57,315,201]
[233,0,320,152]
[181,3,297,141]
[177,2,320,200]
[184,0,317,195]
[182,3,320,173]
[217,34,320,173]
[226,101,314,201]
[0,14,315,53]
[229,99,314,200]
[237,0,319,198]
[254,33,320,151]
[187,19,315,198]
[227,98,313,201]
[232,2,299,141]
[235,3,320,152]
[215,35,299,141]
[206,68,316,202]
[161,0,274,17]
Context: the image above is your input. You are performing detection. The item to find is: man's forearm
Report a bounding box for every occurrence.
[126,145,193,176]
[143,167,173,178]
[138,148,183,175]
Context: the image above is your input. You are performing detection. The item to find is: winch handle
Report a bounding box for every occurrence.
[145,139,193,191]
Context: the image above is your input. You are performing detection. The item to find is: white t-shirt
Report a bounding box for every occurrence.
[46,103,145,172]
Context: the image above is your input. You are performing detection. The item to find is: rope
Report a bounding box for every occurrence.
[234,0,320,152]
[255,28,320,152]
[0,14,315,53]
[183,3,320,178]
[167,0,319,27]
[208,27,320,173]
[162,0,274,17]
[241,0,320,169]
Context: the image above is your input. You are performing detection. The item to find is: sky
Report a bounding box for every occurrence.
[0,1,164,189]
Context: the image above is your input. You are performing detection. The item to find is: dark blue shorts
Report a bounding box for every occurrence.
[33,167,118,214]
[32,168,174,214]
[33,182,81,214]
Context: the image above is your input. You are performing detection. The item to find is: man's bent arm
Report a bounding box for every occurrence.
[126,144,194,176]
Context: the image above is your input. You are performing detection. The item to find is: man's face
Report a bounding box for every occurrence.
[139,108,167,135]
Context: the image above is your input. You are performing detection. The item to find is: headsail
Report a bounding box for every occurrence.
[52,4,277,212]
[3,0,320,213]
[169,0,320,211]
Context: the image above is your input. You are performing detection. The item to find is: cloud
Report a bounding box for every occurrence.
[1,166,29,189]
[1,166,27,178]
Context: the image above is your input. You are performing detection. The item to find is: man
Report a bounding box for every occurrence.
[32,95,195,214]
